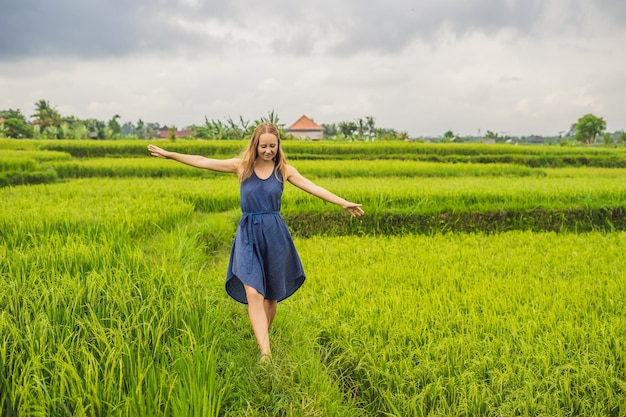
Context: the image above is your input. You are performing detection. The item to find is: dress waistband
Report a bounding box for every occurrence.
[241,211,280,216]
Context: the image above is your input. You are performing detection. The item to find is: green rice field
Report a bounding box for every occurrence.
[1,139,625,416]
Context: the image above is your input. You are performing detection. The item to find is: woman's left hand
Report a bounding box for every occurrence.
[344,203,364,218]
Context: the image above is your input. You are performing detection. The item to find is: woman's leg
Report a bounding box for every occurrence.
[264,299,278,330]
[244,285,272,357]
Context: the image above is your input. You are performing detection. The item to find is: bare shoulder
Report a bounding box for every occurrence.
[284,164,301,181]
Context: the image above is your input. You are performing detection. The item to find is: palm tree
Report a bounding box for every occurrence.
[366,116,376,140]
[107,114,122,138]
[356,118,366,138]
[31,99,62,131]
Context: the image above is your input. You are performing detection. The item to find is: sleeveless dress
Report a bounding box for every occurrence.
[225,170,305,304]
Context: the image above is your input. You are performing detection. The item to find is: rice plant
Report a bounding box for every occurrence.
[295,232,626,416]
[2,140,626,415]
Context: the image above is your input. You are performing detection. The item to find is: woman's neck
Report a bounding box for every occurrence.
[254,159,275,179]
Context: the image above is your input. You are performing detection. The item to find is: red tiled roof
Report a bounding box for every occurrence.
[287,115,323,131]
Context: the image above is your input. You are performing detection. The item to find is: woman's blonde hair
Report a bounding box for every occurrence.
[238,122,287,183]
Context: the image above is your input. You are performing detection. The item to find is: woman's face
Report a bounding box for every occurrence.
[257,133,279,161]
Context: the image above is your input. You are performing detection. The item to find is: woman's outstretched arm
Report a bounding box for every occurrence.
[285,164,364,217]
[147,144,240,173]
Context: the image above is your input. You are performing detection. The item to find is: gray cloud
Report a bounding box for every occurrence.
[0,0,232,60]
[2,0,624,62]
[597,0,626,21]
[324,0,540,54]
[2,0,625,136]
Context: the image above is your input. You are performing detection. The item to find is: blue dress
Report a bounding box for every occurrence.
[225,170,305,304]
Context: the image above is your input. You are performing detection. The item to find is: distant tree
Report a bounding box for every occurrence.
[107,114,122,139]
[259,109,279,125]
[31,99,62,131]
[58,123,72,139]
[121,121,135,137]
[212,119,227,140]
[255,110,286,138]
[378,128,399,141]
[338,121,357,137]
[397,131,410,141]
[42,125,58,139]
[193,117,212,139]
[356,118,366,138]
[145,123,159,139]
[239,116,251,137]
[365,116,376,139]
[168,126,177,142]
[72,124,89,139]
[136,119,146,139]
[485,130,498,140]
[84,118,107,139]
[197,113,291,140]
[442,130,456,142]
[0,109,34,138]
[574,114,606,145]
[322,123,338,137]
[602,132,613,146]
[619,131,626,145]
[223,117,242,139]
[564,123,577,139]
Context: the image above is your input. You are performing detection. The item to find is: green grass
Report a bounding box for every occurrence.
[2,206,624,415]
[1,140,626,415]
[297,233,626,416]
[48,158,548,179]
[2,168,626,238]
[2,137,625,166]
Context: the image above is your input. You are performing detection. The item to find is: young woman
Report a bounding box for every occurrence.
[147,123,363,360]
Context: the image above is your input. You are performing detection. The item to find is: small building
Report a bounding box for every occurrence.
[286,115,324,140]
[157,127,195,139]
[528,135,545,144]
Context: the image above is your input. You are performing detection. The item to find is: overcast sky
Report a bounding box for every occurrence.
[1,0,625,137]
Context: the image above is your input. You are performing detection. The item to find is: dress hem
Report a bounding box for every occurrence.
[225,273,306,305]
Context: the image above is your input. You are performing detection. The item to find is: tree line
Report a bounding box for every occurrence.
[0,100,406,142]
[0,100,170,140]
[1,100,624,145]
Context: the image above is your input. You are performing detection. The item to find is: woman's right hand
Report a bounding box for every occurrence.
[147,144,171,159]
